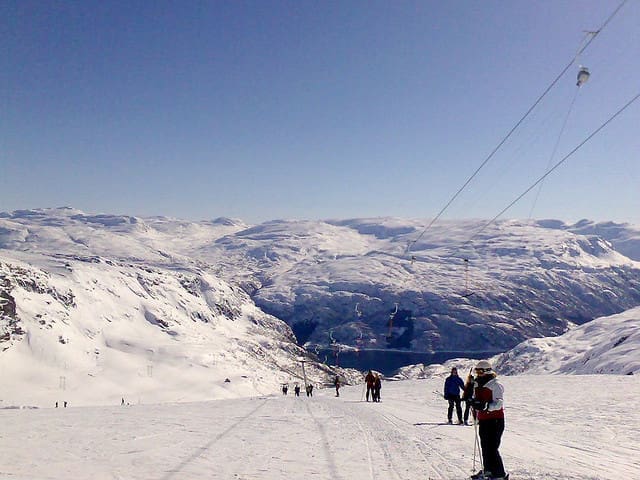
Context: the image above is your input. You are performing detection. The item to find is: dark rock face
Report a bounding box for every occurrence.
[0,275,21,347]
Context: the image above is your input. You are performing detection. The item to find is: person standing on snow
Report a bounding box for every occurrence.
[444,367,465,424]
[471,360,508,480]
[334,376,341,397]
[365,370,376,401]
[462,371,475,425]
[373,373,382,402]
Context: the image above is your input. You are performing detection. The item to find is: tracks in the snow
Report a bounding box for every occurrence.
[380,411,469,480]
[158,394,472,480]
[159,398,270,480]
[326,399,469,480]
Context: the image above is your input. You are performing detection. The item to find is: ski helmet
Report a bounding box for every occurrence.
[475,360,492,372]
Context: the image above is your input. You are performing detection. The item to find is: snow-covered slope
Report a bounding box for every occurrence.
[2,376,639,480]
[564,219,640,261]
[0,251,348,407]
[494,306,640,375]
[392,304,640,380]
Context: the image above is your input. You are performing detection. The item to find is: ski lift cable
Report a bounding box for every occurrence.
[575,0,628,59]
[405,59,573,255]
[448,90,640,259]
[528,86,582,219]
[456,101,571,216]
[404,0,629,257]
[355,0,629,334]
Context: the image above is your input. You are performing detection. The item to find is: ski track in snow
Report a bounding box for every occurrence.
[1,376,639,480]
[159,399,270,480]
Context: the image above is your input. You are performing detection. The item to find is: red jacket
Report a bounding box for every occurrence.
[474,375,504,421]
[365,372,375,386]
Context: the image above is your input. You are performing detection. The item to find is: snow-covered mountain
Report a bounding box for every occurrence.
[493,305,640,375]
[393,305,640,381]
[0,210,360,406]
[214,217,640,358]
[0,254,350,406]
[2,208,640,400]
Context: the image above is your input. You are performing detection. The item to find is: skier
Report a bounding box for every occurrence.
[334,376,341,397]
[462,371,475,425]
[294,384,301,396]
[365,370,376,401]
[306,383,314,397]
[444,367,464,424]
[470,360,508,480]
[282,384,288,395]
[373,373,382,402]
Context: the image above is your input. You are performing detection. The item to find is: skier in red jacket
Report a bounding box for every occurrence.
[470,360,508,480]
[365,370,376,401]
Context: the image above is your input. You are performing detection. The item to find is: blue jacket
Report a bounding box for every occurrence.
[444,375,464,398]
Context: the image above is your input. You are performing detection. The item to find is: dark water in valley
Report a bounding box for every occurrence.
[313,348,500,376]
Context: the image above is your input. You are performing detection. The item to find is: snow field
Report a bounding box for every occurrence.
[1,375,638,480]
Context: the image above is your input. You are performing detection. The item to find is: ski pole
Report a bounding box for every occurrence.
[472,408,483,475]
[472,415,478,472]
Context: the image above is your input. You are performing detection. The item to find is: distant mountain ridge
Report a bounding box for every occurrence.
[1,208,640,394]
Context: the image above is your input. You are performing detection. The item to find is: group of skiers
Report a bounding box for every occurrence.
[281,383,314,397]
[281,360,506,480]
[364,370,382,402]
[443,366,474,425]
[444,361,508,480]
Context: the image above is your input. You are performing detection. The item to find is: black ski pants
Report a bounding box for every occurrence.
[479,417,505,477]
[366,385,373,401]
[447,395,462,422]
[373,386,381,402]
[463,399,474,423]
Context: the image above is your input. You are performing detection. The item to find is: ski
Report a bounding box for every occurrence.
[467,474,509,480]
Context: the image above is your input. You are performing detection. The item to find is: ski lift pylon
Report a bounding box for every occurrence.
[459,258,475,298]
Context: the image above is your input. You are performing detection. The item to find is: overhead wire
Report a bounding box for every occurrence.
[404,0,629,256]
[528,86,582,219]
[453,101,570,217]
[351,0,631,343]
[449,90,640,259]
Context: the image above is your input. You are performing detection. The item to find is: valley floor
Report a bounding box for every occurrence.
[1,375,639,480]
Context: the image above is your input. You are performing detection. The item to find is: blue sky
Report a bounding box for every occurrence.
[2,0,639,224]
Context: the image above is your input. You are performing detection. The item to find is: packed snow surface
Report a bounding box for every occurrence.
[1,375,638,480]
